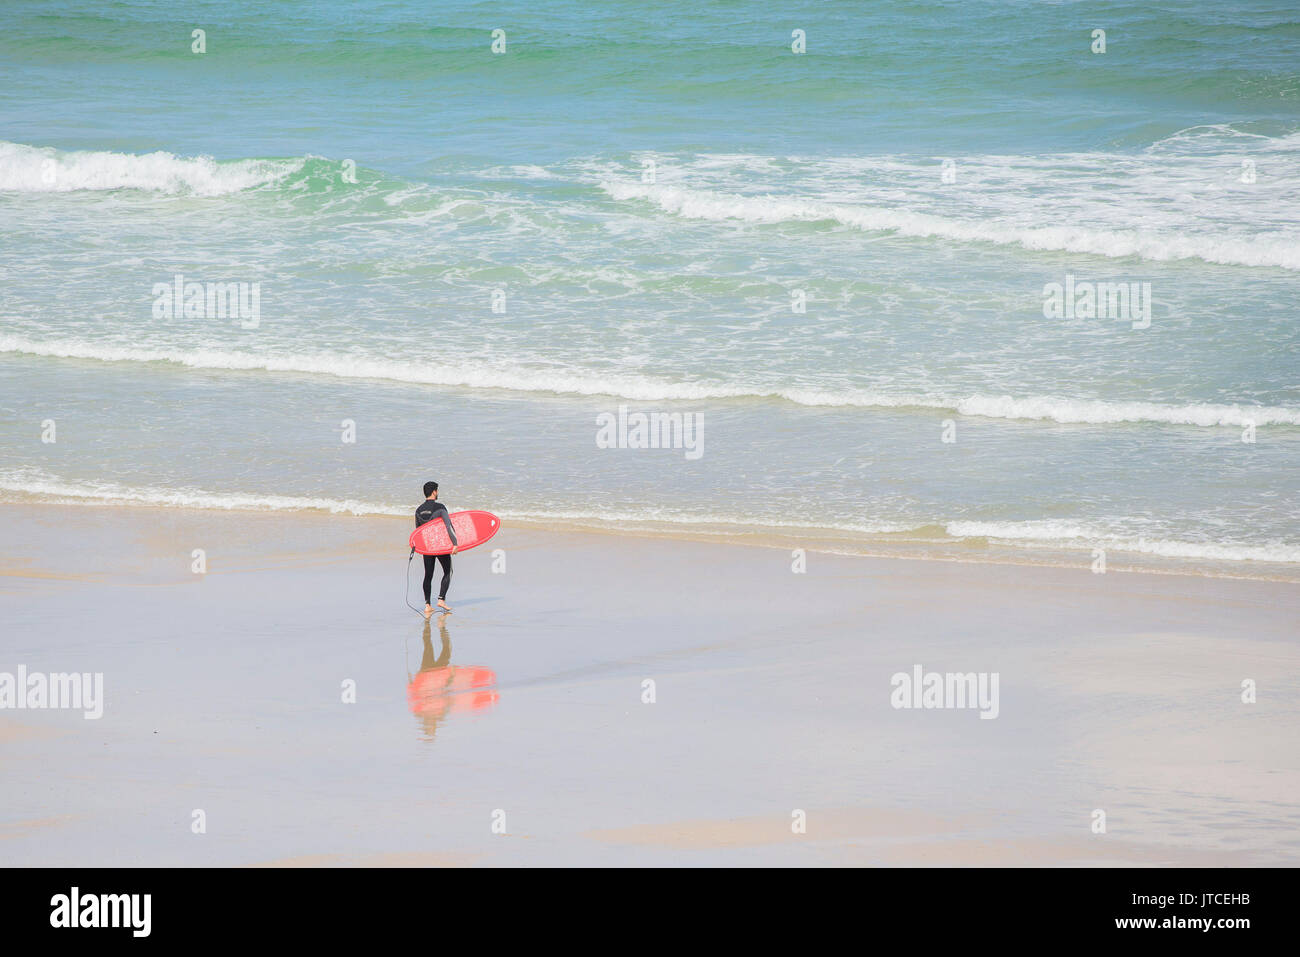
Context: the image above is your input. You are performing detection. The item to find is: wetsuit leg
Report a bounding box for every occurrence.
[437,553,452,600]
[422,554,436,604]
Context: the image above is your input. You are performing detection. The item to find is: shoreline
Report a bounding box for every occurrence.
[2,498,1297,585]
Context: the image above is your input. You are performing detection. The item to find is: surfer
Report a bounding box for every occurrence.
[415,481,458,617]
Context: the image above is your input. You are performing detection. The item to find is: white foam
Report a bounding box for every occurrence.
[4,335,1295,429]
[1,471,1293,565]
[0,471,400,516]
[948,394,1298,428]
[0,470,903,534]
[0,141,302,195]
[600,180,1300,271]
[0,334,757,400]
[945,520,1300,564]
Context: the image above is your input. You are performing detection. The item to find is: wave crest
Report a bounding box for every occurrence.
[600,180,1300,271]
[3,335,1297,428]
[0,141,305,195]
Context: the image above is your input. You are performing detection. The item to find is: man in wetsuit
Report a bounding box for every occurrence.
[415,481,458,617]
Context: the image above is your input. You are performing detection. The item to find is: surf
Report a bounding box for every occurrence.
[600,180,1300,272]
[0,140,307,196]
[3,470,1296,568]
[4,335,1297,429]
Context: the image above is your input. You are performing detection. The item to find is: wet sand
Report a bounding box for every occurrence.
[1,503,1298,866]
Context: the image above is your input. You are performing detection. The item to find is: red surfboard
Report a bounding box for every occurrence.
[409,509,500,555]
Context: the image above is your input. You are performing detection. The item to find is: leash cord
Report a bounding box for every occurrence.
[404,552,427,618]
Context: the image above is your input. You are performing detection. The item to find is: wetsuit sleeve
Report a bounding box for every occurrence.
[441,508,458,546]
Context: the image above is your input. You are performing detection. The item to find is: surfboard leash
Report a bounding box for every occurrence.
[404,550,429,619]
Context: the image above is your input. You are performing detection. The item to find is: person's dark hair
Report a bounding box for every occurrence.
[423,481,438,497]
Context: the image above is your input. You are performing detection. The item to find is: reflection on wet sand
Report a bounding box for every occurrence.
[407,615,498,741]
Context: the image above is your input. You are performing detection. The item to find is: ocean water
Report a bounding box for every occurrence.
[1,1,1298,575]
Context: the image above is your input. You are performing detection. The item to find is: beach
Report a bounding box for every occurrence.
[2,0,1298,873]
[2,503,1296,867]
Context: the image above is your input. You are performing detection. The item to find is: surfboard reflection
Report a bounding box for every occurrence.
[407,615,498,741]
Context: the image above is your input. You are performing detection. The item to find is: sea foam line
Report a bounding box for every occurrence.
[0,472,398,517]
[0,141,303,196]
[600,181,1300,271]
[945,521,1300,565]
[1,473,1295,565]
[3,335,1297,428]
[0,471,905,533]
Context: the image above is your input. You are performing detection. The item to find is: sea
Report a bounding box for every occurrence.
[2,1,1298,576]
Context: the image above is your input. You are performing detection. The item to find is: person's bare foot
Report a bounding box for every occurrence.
[436,599,452,613]
[423,604,433,619]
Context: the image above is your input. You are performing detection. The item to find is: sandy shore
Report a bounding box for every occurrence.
[1,503,1297,866]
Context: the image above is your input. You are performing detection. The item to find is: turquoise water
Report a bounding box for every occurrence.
[1,1,1298,572]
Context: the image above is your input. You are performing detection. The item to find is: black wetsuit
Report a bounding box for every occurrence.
[415,499,458,603]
